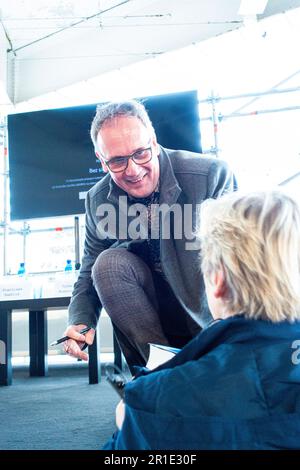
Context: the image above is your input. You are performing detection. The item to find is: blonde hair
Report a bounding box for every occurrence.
[200,191,300,322]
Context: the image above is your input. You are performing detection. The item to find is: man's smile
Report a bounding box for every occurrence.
[125,173,147,184]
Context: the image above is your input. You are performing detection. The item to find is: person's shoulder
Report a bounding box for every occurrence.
[163,147,230,177]
[87,173,110,201]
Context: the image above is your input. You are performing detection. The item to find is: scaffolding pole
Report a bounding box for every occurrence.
[218,104,300,121]
[199,85,300,105]
[198,87,300,154]
[22,221,30,266]
[0,225,81,236]
[210,91,220,157]
[229,69,300,115]
[2,117,8,275]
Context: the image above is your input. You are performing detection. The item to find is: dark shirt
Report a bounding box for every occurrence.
[130,191,162,273]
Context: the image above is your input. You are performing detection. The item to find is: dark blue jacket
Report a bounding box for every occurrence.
[104,316,300,450]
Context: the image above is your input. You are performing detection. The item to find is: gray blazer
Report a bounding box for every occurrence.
[68,146,237,328]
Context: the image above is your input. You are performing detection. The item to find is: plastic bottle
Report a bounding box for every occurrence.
[17,262,26,276]
[64,259,73,273]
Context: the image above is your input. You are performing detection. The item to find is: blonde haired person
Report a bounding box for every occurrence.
[104,190,300,450]
[201,190,300,324]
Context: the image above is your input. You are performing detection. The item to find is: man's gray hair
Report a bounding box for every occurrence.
[90,100,154,150]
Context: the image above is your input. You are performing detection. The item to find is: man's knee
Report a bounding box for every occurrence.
[91,248,144,284]
[92,248,125,280]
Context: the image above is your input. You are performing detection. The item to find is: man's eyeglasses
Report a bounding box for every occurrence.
[103,144,152,173]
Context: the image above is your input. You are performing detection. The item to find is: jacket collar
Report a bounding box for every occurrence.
[158,146,181,205]
[107,145,182,206]
[159,315,300,371]
[134,315,300,377]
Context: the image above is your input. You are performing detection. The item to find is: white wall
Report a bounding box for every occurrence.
[0,27,12,105]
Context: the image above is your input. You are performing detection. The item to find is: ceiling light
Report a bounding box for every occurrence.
[238,0,269,16]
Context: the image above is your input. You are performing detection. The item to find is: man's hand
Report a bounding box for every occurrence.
[63,324,95,361]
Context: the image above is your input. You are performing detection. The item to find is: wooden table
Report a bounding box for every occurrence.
[0,296,122,386]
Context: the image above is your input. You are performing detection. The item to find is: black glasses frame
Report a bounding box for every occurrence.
[103,145,153,173]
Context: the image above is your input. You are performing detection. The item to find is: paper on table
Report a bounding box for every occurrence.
[146,343,181,370]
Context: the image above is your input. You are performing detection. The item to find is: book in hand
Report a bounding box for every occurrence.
[146,343,181,370]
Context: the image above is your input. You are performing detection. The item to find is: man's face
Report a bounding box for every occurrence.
[96,116,160,198]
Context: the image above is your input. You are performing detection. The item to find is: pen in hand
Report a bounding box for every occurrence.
[50,326,91,346]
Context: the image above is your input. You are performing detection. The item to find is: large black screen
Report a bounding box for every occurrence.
[8,90,201,220]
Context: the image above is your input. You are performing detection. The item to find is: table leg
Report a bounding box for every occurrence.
[88,329,101,384]
[29,310,48,376]
[0,309,12,386]
[113,330,123,372]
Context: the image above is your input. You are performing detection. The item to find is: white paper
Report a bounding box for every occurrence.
[146,343,180,370]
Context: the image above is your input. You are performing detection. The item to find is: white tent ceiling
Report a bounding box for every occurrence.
[1,0,300,104]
